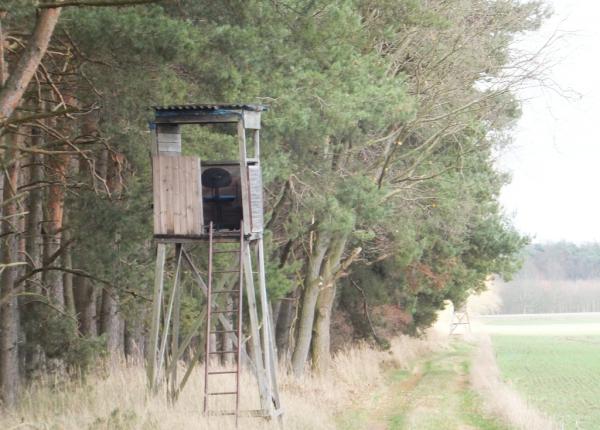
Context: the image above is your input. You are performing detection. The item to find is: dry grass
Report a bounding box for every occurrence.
[0,334,443,430]
[469,334,558,430]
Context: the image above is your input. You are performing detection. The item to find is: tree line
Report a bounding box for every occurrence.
[496,242,600,314]
[0,0,545,406]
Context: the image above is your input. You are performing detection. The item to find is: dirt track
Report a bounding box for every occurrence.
[338,341,508,430]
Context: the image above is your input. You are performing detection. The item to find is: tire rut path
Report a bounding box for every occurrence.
[337,341,511,430]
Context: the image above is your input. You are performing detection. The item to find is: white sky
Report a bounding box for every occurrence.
[499,0,600,244]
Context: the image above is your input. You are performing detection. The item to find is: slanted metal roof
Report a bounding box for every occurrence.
[153,104,267,113]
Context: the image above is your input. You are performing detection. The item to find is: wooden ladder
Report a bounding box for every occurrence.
[204,222,244,426]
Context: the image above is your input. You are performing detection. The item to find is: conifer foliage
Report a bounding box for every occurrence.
[0,0,542,404]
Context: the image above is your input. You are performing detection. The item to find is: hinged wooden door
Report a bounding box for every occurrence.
[152,155,203,236]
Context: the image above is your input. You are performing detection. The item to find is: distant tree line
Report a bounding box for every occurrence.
[496,242,600,314]
[0,0,545,406]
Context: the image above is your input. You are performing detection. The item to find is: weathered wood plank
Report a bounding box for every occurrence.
[162,156,171,234]
[182,157,191,234]
[169,244,182,398]
[256,239,273,412]
[243,242,272,413]
[159,156,169,234]
[155,113,240,125]
[156,124,181,153]
[157,245,182,382]
[173,157,183,235]
[188,158,201,233]
[194,158,203,231]
[147,243,166,391]
[248,164,263,233]
[252,129,260,158]
[183,157,189,233]
[152,156,161,236]
[243,111,261,130]
[153,155,203,236]
[237,120,251,234]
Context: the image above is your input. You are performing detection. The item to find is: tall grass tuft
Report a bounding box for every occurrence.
[0,334,442,429]
[469,334,558,430]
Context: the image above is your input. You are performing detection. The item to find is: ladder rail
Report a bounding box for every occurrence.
[203,222,245,426]
[236,224,244,426]
[203,222,214,414]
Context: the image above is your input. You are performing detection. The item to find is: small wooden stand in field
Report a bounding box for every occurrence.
[146,104,282,426]
[450,303,471,335]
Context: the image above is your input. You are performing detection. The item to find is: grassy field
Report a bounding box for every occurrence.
[482,313,600,430]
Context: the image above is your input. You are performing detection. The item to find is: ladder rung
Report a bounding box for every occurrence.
[206,409,273,418]
[212,270,240,274]
[213,250,240,254]
[208,370,238,375]
[209,350,237,354]
[211,290,239,294]
[206,411,236,416]
[211,309,239,314]
[207,391,237,396]
[210,330,237,334]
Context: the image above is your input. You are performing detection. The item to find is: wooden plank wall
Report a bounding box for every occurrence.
[156,124,181,153]
[248,165,264,233]
[153,155,203,236]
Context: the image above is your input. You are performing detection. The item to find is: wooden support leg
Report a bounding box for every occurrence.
[243,241,271,413]
[266,292,283,415]
[148,243,166,392]
[158,245,183,383]
[169,244,183,400]
[256,239,275,414]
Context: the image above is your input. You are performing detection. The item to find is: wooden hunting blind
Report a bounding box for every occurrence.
[151,104,265,238]
[147,104,282,426]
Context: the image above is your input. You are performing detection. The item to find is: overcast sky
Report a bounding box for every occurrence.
[499,0,600,244]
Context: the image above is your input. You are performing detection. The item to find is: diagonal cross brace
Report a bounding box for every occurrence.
[181,248,254,369]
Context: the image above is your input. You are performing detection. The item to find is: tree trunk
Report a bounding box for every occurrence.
[25,150,44,290]
[311,236,348,373]
[0,133,23,407]
[100,288,121,356]
[0,11,7,87]
[20,123,46,375]
[100,152,125,357]
[0,174,3,219]
[62,152,79,321]
[275,291,295,361]
[0,8,62,122]
[62,213,75,319]
[290,231,330,376]
[271,300,281,330]
[124,306,145,360]
[311,284,336,373]
[43,147,69,307]
[71,114,99,339]
[73,276,97,336]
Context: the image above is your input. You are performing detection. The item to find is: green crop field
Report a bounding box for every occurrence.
[482,313,600,430]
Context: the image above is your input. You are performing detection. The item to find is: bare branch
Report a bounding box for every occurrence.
[349,279,387,349]
[0,106,91,128]
[37,0,162,8]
